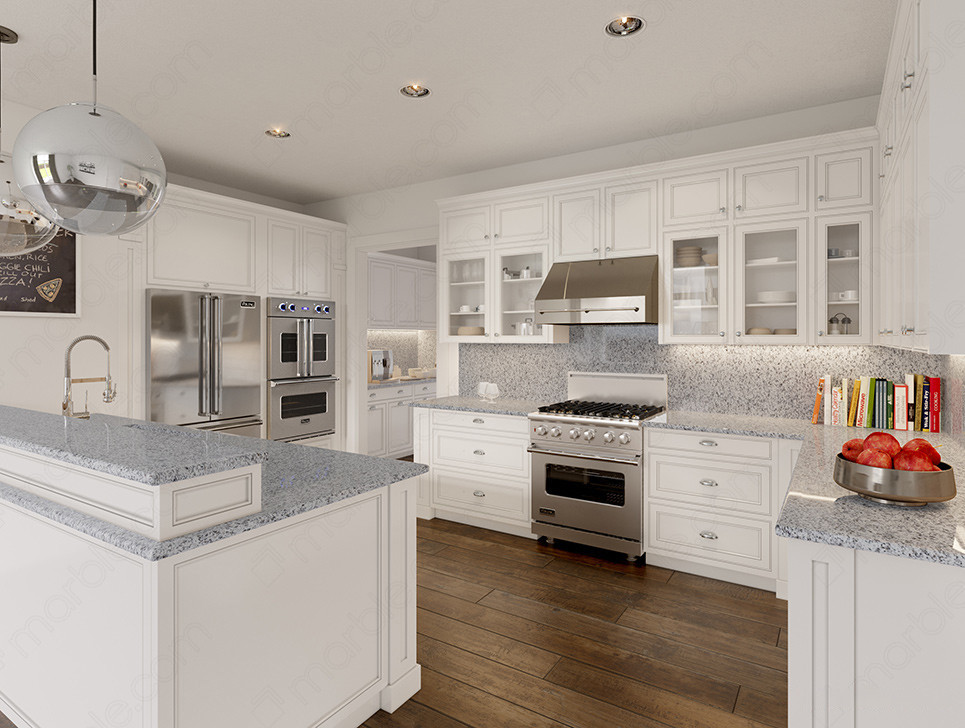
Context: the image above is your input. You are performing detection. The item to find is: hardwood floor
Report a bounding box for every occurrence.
[365,518,788,728]
[0,519,787,728]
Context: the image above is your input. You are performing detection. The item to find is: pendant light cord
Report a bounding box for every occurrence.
[91,0,98,114]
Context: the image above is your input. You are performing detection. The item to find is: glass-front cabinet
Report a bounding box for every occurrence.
[814,212,872,345]
[735,219,807,345]
[662,228,728,344]
[440,245,567,343]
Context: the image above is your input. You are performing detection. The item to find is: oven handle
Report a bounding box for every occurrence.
[527,446,640,467]
[270,376,340,387]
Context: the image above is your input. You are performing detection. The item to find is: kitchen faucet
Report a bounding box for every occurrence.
[62,335,117,419]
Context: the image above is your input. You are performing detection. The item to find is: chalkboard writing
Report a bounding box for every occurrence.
[0,229,78,315]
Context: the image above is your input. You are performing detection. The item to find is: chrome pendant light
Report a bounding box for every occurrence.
[13,0,166,236]
[0,26,59,257]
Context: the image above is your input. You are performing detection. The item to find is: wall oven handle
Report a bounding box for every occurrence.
[298,319,310,378]
[527,447,640,467]
[270,376,340,387]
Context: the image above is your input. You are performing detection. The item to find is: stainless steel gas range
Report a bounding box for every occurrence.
[528,372,668,561]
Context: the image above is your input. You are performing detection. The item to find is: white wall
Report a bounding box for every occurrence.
[305,96,880,236]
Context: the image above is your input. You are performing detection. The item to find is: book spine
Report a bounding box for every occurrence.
[894,385,909,431]
[915,375,925,431]
[848,379,860,427]
[831,388,842,426]
[930,377,942,433]
[867,378,876,428]
[856,377,869,427]
[811,377,825,425]
[906,373,916,428]
[923,379,931,431]
[887,381,894,430]
[824,373,832,426]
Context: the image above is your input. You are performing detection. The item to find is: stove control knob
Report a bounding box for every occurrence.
[549,427,562,438]
[618,433,631,445]
[534,425,548,436]
[602,432,614,444]
[582,429,596,442]
[569,428,581,440]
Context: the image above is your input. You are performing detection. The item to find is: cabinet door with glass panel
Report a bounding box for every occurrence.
[493,245,550,342]
[661,228,729,344]
[441,251,491,342]
[814,212,872,345]
[735,219,808,345]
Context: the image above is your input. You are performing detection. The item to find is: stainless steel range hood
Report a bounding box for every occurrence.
[534,255,658,325]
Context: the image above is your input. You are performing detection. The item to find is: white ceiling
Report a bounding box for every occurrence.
[1,1,897,206]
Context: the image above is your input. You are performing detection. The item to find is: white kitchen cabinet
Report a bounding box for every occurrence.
[734,158,808,218]
[367,402,388,457]
[735,218,808,345]
[366,382,436,457]
[552,188,601,261]
[387,399,414,454]
[813,212,872,345]
[493,245,551,342]
[441,250,491,340]
[662,169,729,226]
[815,148,873,210]
[266,219,331,298]
[661,227,730,344]
[148,197,258,292]
[602,179,658,258]
[441,196,548,250]
[367,253,436,330]
[440,206,489,249]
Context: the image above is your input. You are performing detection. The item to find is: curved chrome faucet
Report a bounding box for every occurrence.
[63,335,117,419]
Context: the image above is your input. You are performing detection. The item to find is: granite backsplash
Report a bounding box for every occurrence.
[367,329,437,373]
[459,325,965,432]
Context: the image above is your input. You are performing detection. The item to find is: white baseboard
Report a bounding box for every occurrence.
[380,664,422,713]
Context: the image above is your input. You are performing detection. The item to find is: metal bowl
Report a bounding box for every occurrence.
[833,453,957,506]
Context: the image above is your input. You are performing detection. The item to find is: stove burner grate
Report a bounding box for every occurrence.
[536,399,664,421]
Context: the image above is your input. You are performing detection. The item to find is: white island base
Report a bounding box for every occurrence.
[788,538,965,728]
[0,479,419,728]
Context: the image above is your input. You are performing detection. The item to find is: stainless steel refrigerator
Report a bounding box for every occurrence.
[146,288,263,435]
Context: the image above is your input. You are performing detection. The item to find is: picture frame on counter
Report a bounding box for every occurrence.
[0,229,80,317]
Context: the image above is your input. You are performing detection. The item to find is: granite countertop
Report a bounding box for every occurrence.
[410,395,545,417]
[0,421,427,561]
[645,409,965,569]
[0,404,269,485]
[368,377,437,390]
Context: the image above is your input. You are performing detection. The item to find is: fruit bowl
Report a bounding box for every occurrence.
[833,453,956,506]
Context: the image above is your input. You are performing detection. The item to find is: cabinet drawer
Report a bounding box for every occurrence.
[367,384,413,403]
[412,382,437,399]
[432,428,529,477]
[431,410,529,435]
[648,503,772,574]
[647,454,771,516]
[433,467,527,518]
[646,429,773,460]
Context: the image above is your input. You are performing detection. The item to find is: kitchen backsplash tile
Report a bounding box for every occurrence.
[368,329,438,374]
[459,325,950,422]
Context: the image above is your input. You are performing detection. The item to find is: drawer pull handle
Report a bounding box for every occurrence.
[473,449,486,456]
[699,479,718,487]
[699,530,719,540]
[473,418,485,424]
[698,440,718,447]
[473,490,486,498]
[368,405,376,411]
[369,393,376,398]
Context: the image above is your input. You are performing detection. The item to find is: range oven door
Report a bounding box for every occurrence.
[268,377,337,442]
[529,446,642,542]
[268,317,335,380]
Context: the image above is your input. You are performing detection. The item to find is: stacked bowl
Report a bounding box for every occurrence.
[675,246,703,267]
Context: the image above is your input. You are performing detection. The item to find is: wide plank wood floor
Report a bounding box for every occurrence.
[0,519,787,728]
[365,518,787,728]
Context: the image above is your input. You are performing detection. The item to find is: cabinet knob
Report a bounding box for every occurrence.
[593,247,599,252]
[605,246,611,252]
[901,80,913,91]
[735,204,743,211]
[817,195,825,202]
[494,333,500,337]
[883,145,894,157]
[719,207,726,214]
[718,331,725,337]
[484,234,490,239]
[735,331,741,337]
[699,530,719,541]
[473,490,486,498]
[904,70,916,81]
[369,392,376,398]
[818,330,825,336]
[493,233,499,239]
[369,405,376,411]
[203,282,210,288]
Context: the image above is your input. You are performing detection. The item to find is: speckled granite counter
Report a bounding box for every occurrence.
[0,408,427,560]
[0,404,269,485]
[410,395,545,417]
[646,409,965,569]
[368,377,436,390]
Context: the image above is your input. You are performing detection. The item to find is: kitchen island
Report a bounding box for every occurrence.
[0,405,426,728]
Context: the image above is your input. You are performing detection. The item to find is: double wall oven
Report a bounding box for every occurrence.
[267,297,337,442]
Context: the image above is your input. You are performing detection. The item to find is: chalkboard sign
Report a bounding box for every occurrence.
[0,229,78,316]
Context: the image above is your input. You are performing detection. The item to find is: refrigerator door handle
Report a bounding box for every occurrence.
[212,295,223,415]
[198,295,211,417]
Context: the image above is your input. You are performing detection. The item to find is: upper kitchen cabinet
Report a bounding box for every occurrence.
[602,180,658,258]
[367,253,436,330]
[815,148,873,210]
[814,212,872,345]
[733,158,808,219]
[441,250,490,341]
[441,196,548,251]
[147,194,258,292]
[661,228,729,344]
[266,220,331,298]
[552,188,601,261]
[662,170,729,226]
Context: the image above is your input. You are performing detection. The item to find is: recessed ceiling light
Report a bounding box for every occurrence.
[605,16,645,37]
[400,84,430,99]
[265,128,291,139]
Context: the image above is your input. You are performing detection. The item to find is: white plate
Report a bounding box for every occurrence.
[747,257,780,265]
[757,290,795,303]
